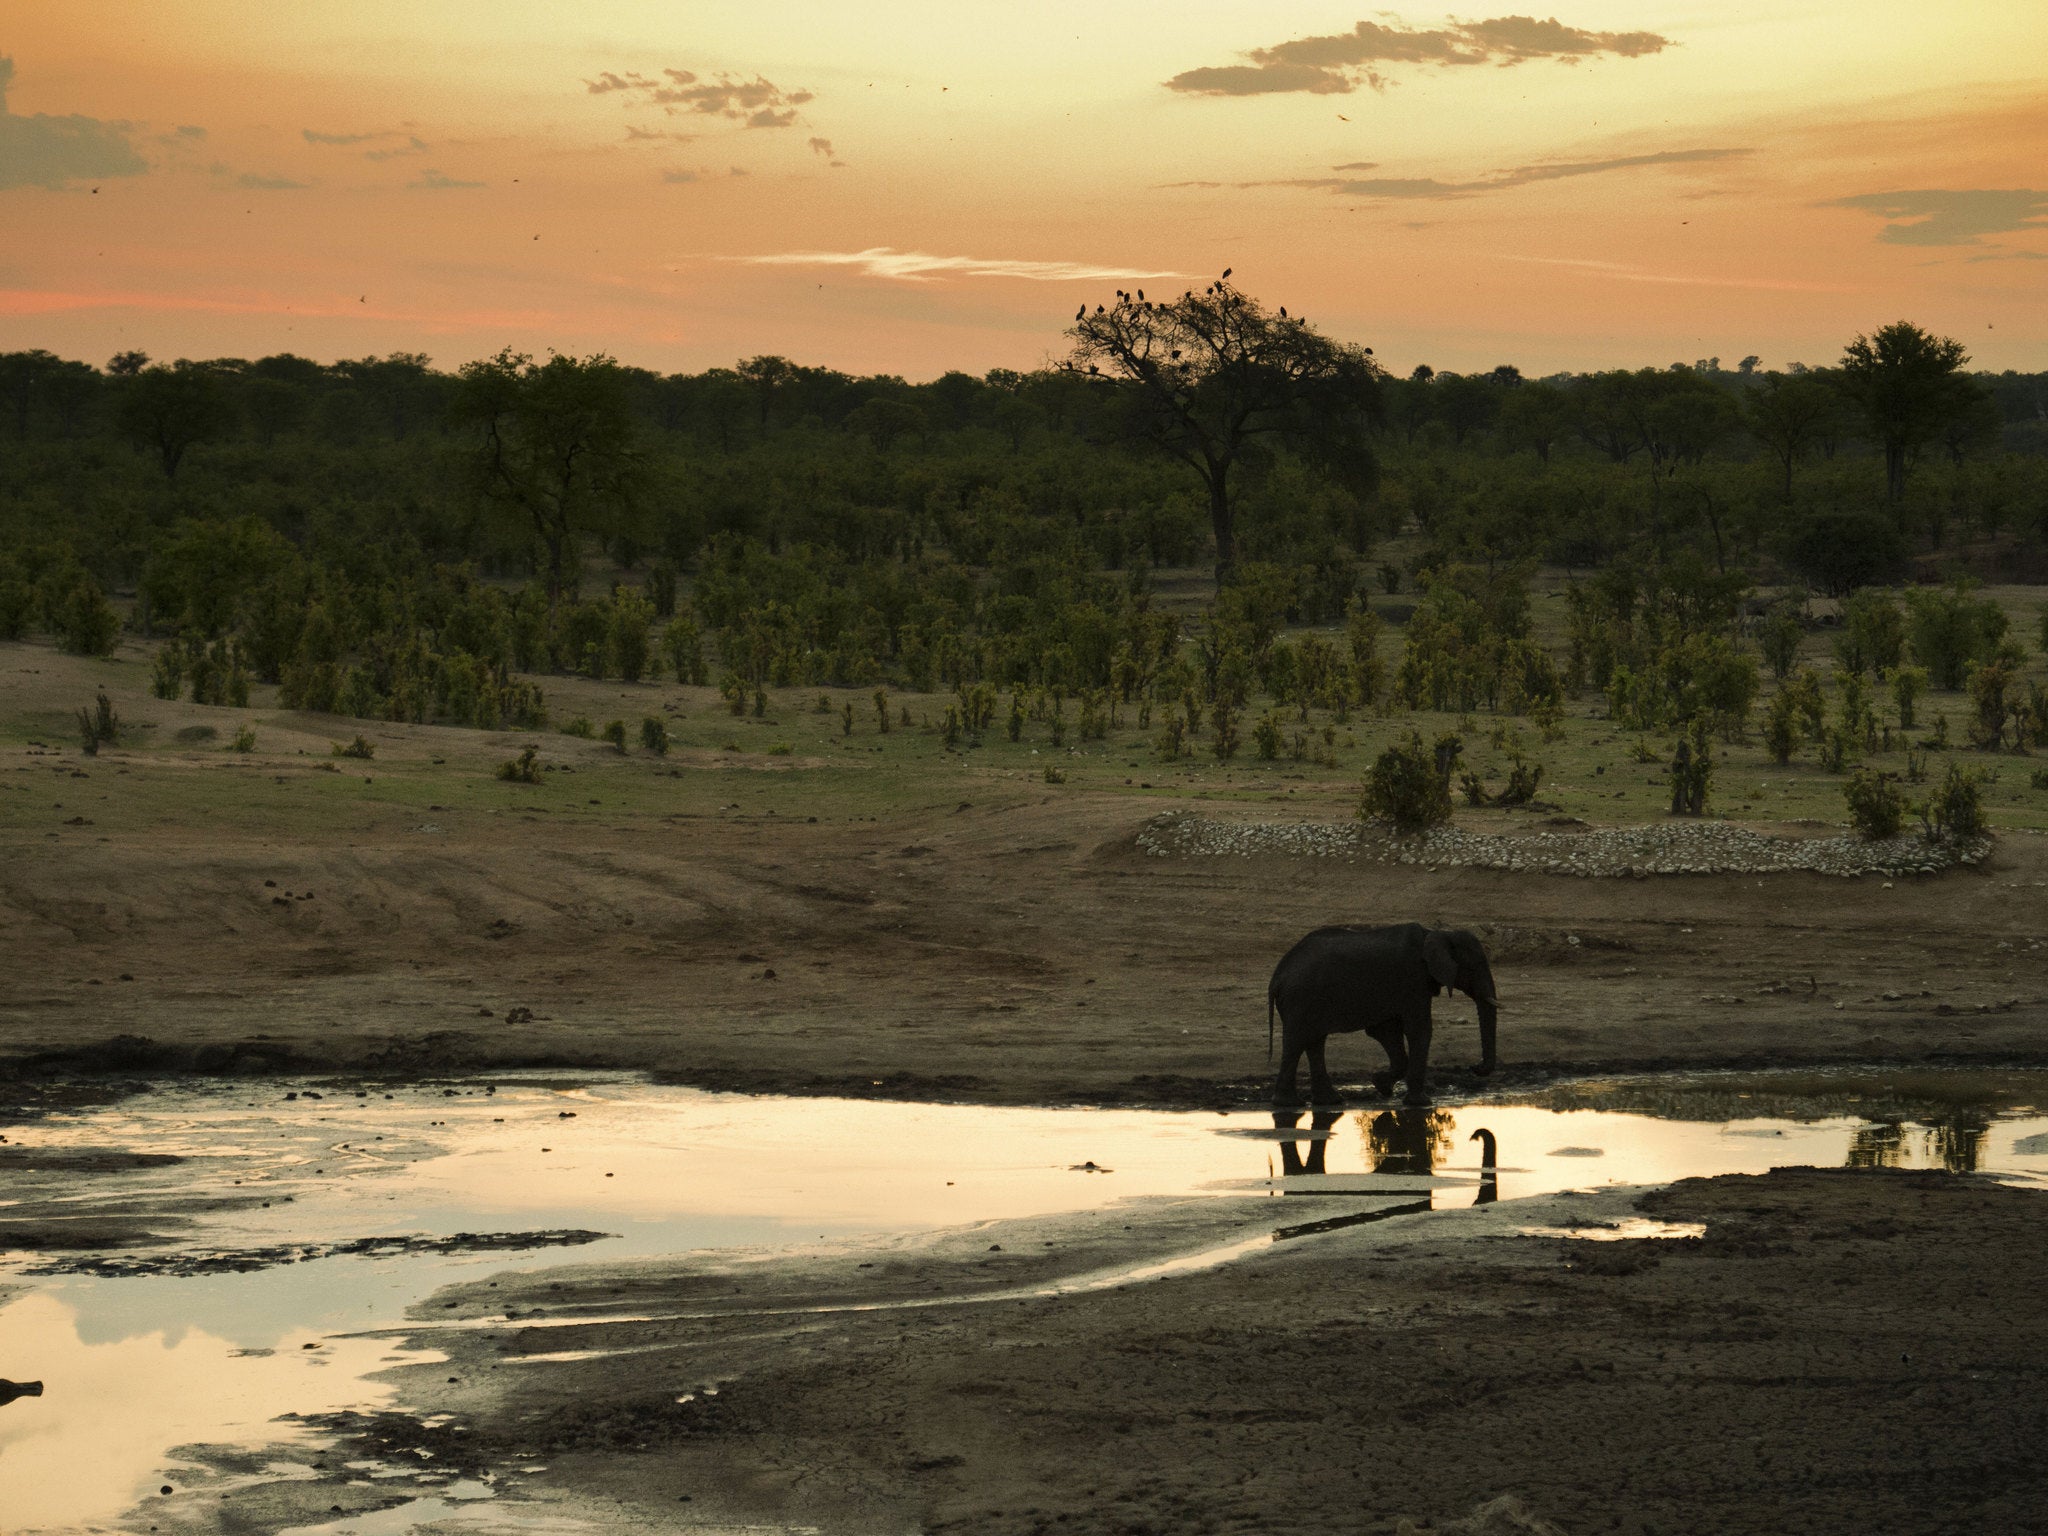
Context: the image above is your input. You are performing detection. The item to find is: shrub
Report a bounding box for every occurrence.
[767,742,793,755]
[1042,764,1066,784]
[1759,605,1803,680]
[1917,761,1986,844]
[1835,589,1905,676]
[841,701,855,737]
[87,691,119,747]
[76,706,101,755]
[639,716,670,755]
[1668,722,1711,815]
[560,715,595,738]
[1762,691,1800,765]
[602,720,628,752]
[56,580,120,657]
[1253,711,1284,761]
[333,735,375,759]
[874,689,891,733]
[2031,768,2048,791]
[1820,724,1856,773]
[231,726,256,753]
[1891,664,1927,730]
[1359,730,1455,830]
[1154,712,1187,761]
[943,706,961,749]
[497,745,542,783]
[151,647,184,700]
[1498,756,1543,806]
[1007,694,1024,742]
[1844,769,1907,840]
[1965,656,2021,750]
[1905,578,2008,690]
[1210,696,1241,761]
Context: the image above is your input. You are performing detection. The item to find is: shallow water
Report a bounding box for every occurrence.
[2,1067,2045,1532]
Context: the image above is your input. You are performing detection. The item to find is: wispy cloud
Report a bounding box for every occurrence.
[1172,147,1746,202]
[365,135,429,162]
[731,248,1184,283]
[1497,253,1849,293]
[662,168,697,184]
[409,168,483,190]
[0,55,148,190]
[236,171,308,190]
[1824,188,2048,246]
[303,128,380,146]
[1167,15,1673,97]
[586,67,812,126]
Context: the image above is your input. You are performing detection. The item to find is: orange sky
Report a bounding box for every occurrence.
[4,2,2045,378]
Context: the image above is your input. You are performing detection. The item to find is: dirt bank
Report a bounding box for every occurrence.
[5,796,2048,1104]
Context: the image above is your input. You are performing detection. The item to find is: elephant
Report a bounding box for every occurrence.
[1268,923,1498,1108]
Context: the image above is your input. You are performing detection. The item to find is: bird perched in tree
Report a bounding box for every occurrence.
[1221,267,1232,279]
[1076,305,1085,321]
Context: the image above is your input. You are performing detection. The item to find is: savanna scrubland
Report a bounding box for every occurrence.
[4,304,2048,1532]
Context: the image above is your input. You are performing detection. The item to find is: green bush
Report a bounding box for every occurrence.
[560,715,595,738]
[56,580,120,657]
[1359,730,1455,830]
[1917,761,1986,844]
[1042,764,1066,784]
[1253,711,1283,761]
[231,726,256,753]
[332,735,375,759]
[497,744,542,783]
[1498,755,1543,805]
[1891,664,1928,730]
[767,742,793,755]
[151,647,184,700]
[1844,768,1907,840]
[639,716,670,755]
[602,720,628,752]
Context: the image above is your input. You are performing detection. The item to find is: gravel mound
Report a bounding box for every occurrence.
[1136,812,1987,879]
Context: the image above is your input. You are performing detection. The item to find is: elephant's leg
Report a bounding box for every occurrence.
[1271,1029,1307,1106]
[1305,1039,1342,1106]
[1401,1016,1435,1107]
[1367,1022,1407,1099]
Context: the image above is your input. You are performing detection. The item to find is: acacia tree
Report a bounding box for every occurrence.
[1062,276,1382,584]
[453,350,639,602]
[1838,322,1981,503]
[1746,371,1843,498]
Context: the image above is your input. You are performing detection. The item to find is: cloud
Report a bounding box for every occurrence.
[175,124,205,139]
[1824,188,2048,246]
[586,66,812,125]
[364,135,429,162]
[409,168,483,189]
[662,168,697,183]
[732,248,1183,284]
[1496,253,1849,292]
[1166,15,1673,97]
[807,137,833,157]
[626,125,696,143]
[236,171,307,190]
[304,128,380,146]
[0,55,148,190]
[1172,147,1746,202]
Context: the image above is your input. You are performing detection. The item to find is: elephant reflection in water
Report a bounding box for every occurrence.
[1470,1127,1499,1205]
[1270,1109,1342,1178]
[1847,1111,1990,1173]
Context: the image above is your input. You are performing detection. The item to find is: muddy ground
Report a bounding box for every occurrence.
[7,766,2048,1531]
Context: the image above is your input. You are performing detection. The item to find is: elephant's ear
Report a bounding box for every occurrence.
[1422,931,1458,991]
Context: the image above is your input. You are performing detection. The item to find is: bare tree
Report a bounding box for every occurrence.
[1062,275,1381,584]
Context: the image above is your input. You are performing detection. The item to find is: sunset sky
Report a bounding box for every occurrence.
[5,2,2045,379]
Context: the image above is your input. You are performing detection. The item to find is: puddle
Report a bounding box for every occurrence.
[2,1067,2047,1532]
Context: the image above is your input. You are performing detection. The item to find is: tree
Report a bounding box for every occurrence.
[1838,322,1980,503]
[1745,372,1842,498]
[1062,276,1382,584]
[1498,380,1569,463]
[116,360,231,477]
[452,350,641,602]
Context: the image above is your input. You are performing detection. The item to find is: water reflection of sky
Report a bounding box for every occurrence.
[2,1070,2046,1532]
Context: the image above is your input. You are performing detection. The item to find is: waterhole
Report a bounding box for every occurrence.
[1,1066,2044,1532]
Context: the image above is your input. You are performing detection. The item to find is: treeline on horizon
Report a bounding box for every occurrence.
[2,306,2047,768]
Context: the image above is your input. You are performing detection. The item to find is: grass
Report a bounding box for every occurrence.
[3,573,2047,848]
